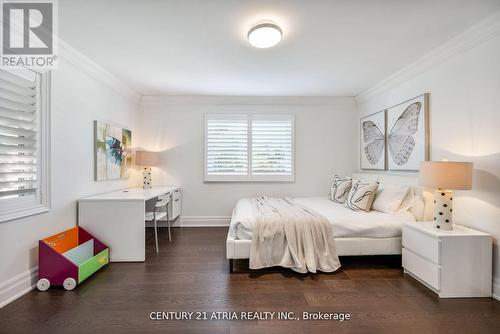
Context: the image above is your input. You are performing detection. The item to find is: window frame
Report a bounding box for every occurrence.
[204,113,295,183]
[0,70,51,223]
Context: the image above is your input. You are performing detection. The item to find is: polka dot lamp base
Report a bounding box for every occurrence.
[434,189,453,230]
[143,167,152,189]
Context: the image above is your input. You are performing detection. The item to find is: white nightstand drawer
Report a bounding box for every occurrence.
[403,248,440,290]
[403,225,440,264]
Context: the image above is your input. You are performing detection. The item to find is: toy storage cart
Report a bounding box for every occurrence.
[37,227,109,291]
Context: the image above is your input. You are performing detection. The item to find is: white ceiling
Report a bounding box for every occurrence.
[60,0,500,96]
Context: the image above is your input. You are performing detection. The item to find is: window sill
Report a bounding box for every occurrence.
[204,176,295,183]
[0,205,50,223]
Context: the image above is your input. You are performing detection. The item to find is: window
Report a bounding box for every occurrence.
[204,113,294,182]
[0,69,51,222]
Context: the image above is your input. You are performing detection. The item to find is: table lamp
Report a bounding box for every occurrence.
[135,151,160,189]
[419,161,473,230]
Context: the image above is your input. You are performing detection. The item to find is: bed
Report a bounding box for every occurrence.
[226,173,433,272]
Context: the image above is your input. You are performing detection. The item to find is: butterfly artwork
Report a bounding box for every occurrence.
[386,94,429,171]
[359,94,429,171]
[360,110,386,170]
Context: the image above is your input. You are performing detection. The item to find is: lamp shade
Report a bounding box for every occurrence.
[135,150,160,167]
[419,161,473,190]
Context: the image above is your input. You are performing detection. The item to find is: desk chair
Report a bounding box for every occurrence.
[145,194,171,253]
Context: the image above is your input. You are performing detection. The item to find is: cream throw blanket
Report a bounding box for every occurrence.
[249,196,341,273]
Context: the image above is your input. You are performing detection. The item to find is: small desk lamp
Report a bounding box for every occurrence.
[135,151,160,189]
[419,161,473,230]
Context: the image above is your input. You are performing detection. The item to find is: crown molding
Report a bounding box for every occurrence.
[356,11,500,103]
[140,95,356,106]
[58,39,140,104]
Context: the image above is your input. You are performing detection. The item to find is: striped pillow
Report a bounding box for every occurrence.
[344,181,379,212]
[328,175,352,204]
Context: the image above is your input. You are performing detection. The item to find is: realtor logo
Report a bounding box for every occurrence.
[1,0,58,68]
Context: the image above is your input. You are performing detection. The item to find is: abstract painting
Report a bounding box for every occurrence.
[386,94,429,171]
[94,121,132,181]
[360,110,386,170]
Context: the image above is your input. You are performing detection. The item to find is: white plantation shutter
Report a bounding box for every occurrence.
[0,70,38,200]
[205,114,248,181]
[0,68,49,222]
[251,115,294,181]
[204,113,294,182]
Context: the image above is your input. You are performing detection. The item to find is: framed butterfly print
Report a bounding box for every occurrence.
[360,110,386,170]
[386,94,429,171]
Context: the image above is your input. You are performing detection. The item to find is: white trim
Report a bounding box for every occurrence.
[0,205,49,223]
[58,40,140,104]
[0,267,38,308]
[179,216,231,227]
[140,95,356,106]
[356,11,500,103]
[40,71,52,214]
[145,216,231,228]
[493,277,500,301]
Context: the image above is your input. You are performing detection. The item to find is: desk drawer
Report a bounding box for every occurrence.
[172,189,181,201]
[403,225,440,264]
[403,248,440,290]
[169,189,181,220]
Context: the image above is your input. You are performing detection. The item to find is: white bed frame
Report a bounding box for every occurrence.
[226,173,432,272]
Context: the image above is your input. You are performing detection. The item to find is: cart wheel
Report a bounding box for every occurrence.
[63,278,77,291]
[36,278,50,291]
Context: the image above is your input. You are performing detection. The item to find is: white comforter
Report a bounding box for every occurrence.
[229,197,416,240]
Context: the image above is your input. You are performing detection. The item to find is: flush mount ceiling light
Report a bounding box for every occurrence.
[247,22,283,48]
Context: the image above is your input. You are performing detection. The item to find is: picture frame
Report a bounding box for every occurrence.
[94,121,132,181]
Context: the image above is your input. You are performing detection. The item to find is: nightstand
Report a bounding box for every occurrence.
[402,222,492,298]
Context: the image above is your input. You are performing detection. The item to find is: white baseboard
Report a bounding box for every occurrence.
[145,216,231,228]
[0,267,38,308]
[493,277,500,301]
[180,216,231,227]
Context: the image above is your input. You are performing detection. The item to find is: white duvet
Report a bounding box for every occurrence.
[229,196,416,240]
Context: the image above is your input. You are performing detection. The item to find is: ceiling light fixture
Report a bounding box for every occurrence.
[247,22,282,48]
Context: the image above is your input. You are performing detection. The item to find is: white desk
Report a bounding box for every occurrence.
[78,186,180,262]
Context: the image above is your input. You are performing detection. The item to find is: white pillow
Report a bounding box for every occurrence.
[399,187,416,213]
[328,175,352,204]
[372,185,412,214]
[344,181,379,212]
[409,192,425,221]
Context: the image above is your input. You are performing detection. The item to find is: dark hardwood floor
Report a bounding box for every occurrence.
[1,227,499,334]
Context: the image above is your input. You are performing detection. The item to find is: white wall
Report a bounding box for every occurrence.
[356,33,500,297]
[0,49,140,306]
[137,96,357,220]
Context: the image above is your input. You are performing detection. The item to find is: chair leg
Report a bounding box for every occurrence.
[167,207,172,242]
[229,259,234,273]
[154,218,159,253]
[167,221,172,242]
